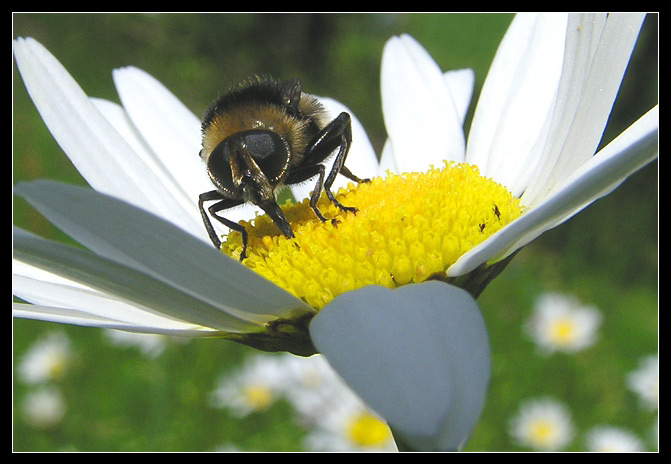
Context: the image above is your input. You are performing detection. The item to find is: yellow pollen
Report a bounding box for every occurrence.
[222,161,523,309]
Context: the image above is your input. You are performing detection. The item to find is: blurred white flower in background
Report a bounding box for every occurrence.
[209,354,287,418]
[509,397,574,451]
[17,331,73,384]
[21,386,67,429]
[627,354,658,410]
[584,426,644,452]
[301,385,396,452]
[525,292,602,354]
[103,329,168,359]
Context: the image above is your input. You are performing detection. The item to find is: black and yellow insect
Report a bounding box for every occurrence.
[198,77,367,260]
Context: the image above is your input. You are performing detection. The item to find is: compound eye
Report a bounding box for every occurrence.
[242,131,290,183]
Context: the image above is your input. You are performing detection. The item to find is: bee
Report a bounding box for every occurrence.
[198,77,368,260]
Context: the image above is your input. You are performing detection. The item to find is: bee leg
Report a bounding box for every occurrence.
[199,191,248,259]
[297,112,366,215]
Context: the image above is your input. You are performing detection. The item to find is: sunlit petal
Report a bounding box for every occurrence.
[466,13,568,196]
[381,34,465,173]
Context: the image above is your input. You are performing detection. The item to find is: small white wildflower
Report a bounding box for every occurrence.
[17,331,72,384]
[303,388,397,452]
[209,354,286,417]
[525,292,602,354]
[585,426,644,452]
[627,354,658,410]
[21,386,67,428]
[509,397,574,451]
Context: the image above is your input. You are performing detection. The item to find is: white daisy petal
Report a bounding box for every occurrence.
[521,13,647,206]
[381,34,465,173]
[12,38,182,222]
[90,97,205,239]
[14,181,311,322]
[466,13,568,195]
[111,67,207,202]
[14,227,258,332]
[13,302,217,337]
[290,97,378,202]
[449,104,657,277]
[443,68,475,125]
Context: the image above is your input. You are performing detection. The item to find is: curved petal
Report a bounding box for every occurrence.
[13,303,218,337]
[310,281,490,451]
[289,97,379,202]
[449,105,657,276]
[381,34,465,173]
[12,38,184,223]
[521,13,646,206]
[111,67,208,203]
[444,68,475,126]
[90,97,206,239]
[466,13,568,196]
[13,227,259,332]
[14,181,312,321]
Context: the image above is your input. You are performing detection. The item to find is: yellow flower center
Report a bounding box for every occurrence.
[242,384,274,411]
[222,161,523,309]
[345,412,393,448]
[530,419,558,447]
[549,318,577,346]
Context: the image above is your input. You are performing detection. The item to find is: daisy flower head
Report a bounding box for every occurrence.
[209,354,287,418]
[584,426,644,452]
[627,354,658,410]
[13,13,656,451]
[525,292,602,354]
[302,386,397,452]
[509,397,575,451]
[17,331,72,385]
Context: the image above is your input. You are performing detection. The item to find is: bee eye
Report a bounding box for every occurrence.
[243,132,276,160]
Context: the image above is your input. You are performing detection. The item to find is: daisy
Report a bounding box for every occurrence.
[626,354,658,410]
[509,397,575,451]
[584,426,644,452]
[20,386,67,429]
[17,331,72,385]
[12,12,657,451]
[209,354,287,417]
[302,386,397,452]
[525,292,602,354]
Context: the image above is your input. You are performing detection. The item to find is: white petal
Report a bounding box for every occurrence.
[13,303,218,337]
[111,67,207,202]
[14,227,260,332]
[289,97,379,202]
[449,105,657,276]
[90,97,206,239]
[443,68,475,125]
[521,13,646,206]
[466,13,568,196]
[310,282,490,451]
[377,139,399,177]
[14,181,312,322]
[12,38,183,222]
[381,34,465,173]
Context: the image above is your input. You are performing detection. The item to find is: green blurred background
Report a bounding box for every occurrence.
[13,13,657,451]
